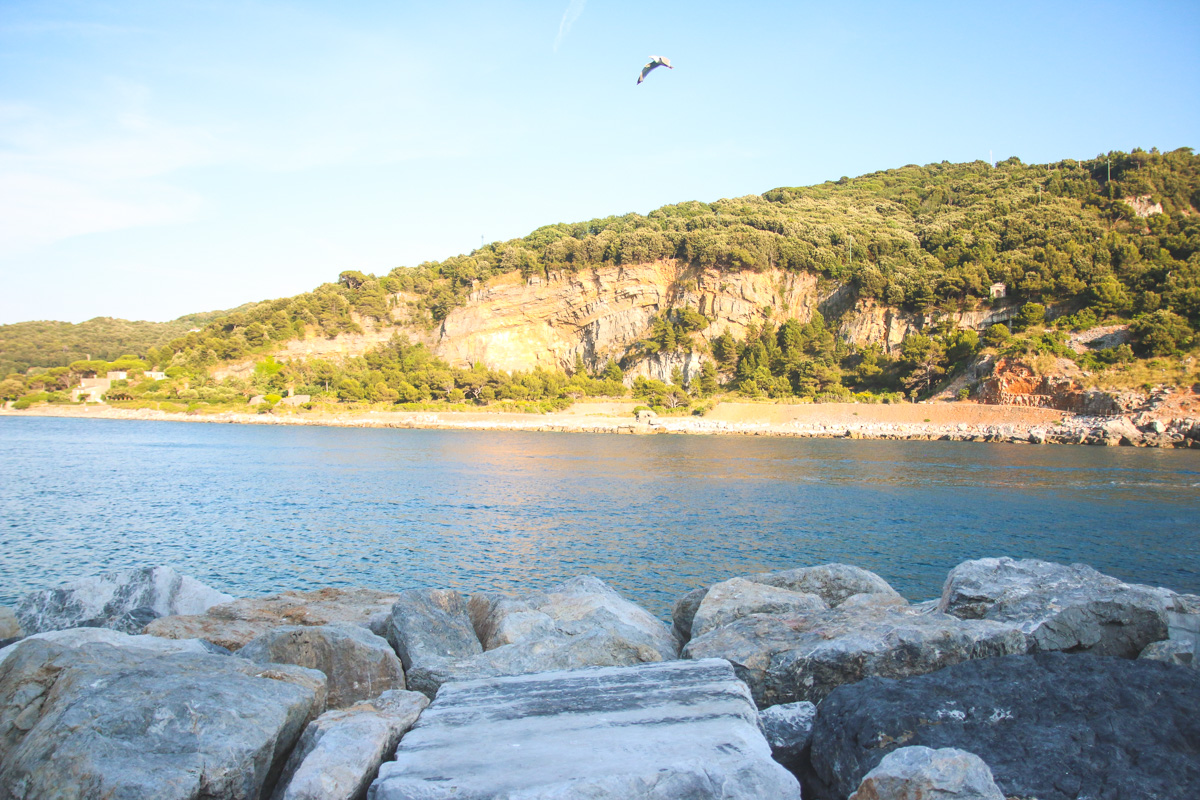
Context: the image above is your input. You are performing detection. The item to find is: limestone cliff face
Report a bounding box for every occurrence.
[838,298,1022,354]
[432,261,838,377]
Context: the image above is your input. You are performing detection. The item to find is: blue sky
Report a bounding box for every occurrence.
[1,1,1197,324]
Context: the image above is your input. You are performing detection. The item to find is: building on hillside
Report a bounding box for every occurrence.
[144,371,167,381]
[990,282,1007,299]
[106,371,128,380]
[73,377,111,403]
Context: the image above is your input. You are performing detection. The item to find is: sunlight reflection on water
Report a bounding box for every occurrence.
[2,417,1198,618]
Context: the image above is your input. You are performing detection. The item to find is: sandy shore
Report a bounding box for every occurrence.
[2,400,1155,446]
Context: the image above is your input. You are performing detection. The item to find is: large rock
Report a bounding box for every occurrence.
[848,747,1004,800]
[810,652,1200,800]
[238,624,406,709]
[0,627,225,668]
[691,578,827,639]
[684,603,1025,707]
[0,637,327,799]
[1139,638,1195,668]
[147,587,401,651]
[673,564,901,644]
[393,577,679,697]
[15,566,232,636]
[370,659,802,799]
[938,557,1170,657]
[271,690,428,800]
[0,610,20,641]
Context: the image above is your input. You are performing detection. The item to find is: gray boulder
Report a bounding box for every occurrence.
[810,652,1200,800]
[370,658,802,799]
[848,747,1004,800]
[238,624,406,709]
[938,557,1169,657]
[147,587,400,651]
[394,578,678,698]
[673,564,901,644]
[684,603,1025,707]
[750,564,903,607]
[1139,638,1195,668]
[271,690,428,800]
[0,627,225,669]
[691,578,827,639]
[0,638,326,799]
[16,566,232,636]
[758,700,816,772]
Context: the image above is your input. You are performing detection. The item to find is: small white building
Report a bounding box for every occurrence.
[989,282,1007,299]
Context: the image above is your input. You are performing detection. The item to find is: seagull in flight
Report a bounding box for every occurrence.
[637,56,673,85]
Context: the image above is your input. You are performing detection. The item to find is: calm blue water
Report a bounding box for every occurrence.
[1,416,1198,618]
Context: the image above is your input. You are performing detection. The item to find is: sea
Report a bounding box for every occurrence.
[2,416,1198,618]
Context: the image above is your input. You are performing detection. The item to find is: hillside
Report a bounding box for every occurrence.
[3,148,1198,414]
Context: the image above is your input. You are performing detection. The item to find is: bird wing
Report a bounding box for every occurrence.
[637,61,656,84]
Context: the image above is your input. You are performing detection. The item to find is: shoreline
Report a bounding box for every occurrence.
[4,400,1197,448]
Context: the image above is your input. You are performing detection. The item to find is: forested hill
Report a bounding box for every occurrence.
[138,146,1199,372]
[0,308,252,376]
[3,148,1198,399]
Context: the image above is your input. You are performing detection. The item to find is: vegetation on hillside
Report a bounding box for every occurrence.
[3,148,1198,414]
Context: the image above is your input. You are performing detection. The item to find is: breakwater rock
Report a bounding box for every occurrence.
[1,557,1197,799]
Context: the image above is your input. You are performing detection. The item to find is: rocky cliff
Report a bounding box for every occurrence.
[262,262,845,382]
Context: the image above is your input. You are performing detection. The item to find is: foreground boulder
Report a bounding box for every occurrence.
[147,587,400,651]
[390,577,678,697]
[684,603,1025,706]
[810,652,1200,800]
[271,690,428,800]
[938,557,1169,656]
[690,578,828,639]
[238,624,406,709]
[15,566,232,636]
[848,747,1004,800]
[673,564,901,642]
[370,659,802,799]
[0,609,20,642]
[0,637,327,799]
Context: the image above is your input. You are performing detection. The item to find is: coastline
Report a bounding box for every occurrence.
[4,400,1196,447]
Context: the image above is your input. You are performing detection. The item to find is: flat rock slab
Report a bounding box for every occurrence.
[938,557,1169,657]
[16,566,232,636]
[810,652,1200,800]
[147,587,400,651]
[370,659,801,800]
[683,604,1025,706]
[0,639,326,800]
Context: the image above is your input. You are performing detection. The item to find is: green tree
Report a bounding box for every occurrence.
[1129,310,1194,356]
[900,334,947,395]
[982,323,1012,348]
[1014,303,1046,331]
[698,360,720,396]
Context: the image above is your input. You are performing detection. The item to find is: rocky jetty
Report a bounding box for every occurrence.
[1,557,1197,799]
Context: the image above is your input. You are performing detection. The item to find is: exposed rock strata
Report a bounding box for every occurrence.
[810,652,1200,800]
[938,557,1170,656]
[16,566,232,636]
[147,587,399,651]
[371,659,802,799]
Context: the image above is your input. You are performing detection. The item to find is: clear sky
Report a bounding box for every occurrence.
[2,1,1198,324]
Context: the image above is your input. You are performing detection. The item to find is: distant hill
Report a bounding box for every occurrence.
[0,306,254,376]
